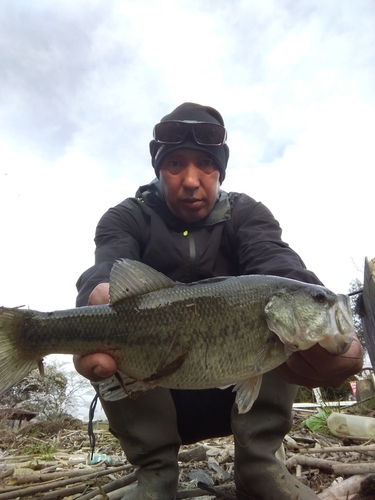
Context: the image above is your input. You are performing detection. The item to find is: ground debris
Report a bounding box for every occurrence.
[1,410,375,499]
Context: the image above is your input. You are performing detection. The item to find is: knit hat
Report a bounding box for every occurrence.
[149,102,230,183]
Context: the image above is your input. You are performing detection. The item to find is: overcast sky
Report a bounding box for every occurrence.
[0,0,374,415]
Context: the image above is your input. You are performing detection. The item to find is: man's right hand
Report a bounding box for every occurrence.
[73,282,118,382]
[73,352,118,382]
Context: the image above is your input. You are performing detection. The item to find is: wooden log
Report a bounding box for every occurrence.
[299,443,375,455]
[0,466,14,480]
[197,481,237,499]
[0,464,133,499]
[317,474,371,499]
[176,490,212,499]
[34,471,137,500]
[286,455,375,475]
[90,486,213,500]
[75,472,137,500]
[361,257,375,369]
[8,466,107,485]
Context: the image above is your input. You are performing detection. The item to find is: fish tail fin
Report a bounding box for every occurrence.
[0,307,39,396]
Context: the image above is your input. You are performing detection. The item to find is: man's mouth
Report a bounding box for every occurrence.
[181,198,204,210]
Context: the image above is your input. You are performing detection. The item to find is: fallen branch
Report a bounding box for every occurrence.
[300,444,375,455]
[35,471,138,500]
[0,454,39,462]
[177,488,216,498]
[75,472,137,500]
[286,455,375,476]
[8,466,108,485]
[197,481,237,499]
[31,482,94,499]
[85,484,225,500]
[0,463,133,499]
[317,474,371,499]
[0,467,14,480]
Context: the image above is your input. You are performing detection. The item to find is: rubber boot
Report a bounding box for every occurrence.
[99,387,181,500]
[231,371,319,500]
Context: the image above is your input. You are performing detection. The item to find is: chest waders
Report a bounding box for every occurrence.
[231,371,319,499]
[93,371,320,499]
[95,386,181,500]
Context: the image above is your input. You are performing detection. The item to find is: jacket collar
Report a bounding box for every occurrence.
[135,178,231,229]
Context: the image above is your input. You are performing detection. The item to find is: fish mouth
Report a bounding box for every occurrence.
[318,294,355,354]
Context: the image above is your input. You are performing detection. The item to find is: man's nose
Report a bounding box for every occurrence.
[182,164,200,187]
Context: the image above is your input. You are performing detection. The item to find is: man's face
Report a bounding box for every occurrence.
[159,149,220,223]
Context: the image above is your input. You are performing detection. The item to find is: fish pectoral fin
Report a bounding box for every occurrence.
[144,346,190,384]
[253,333,282,372]
[233,375,263,414]
[120,347,190,399]
[119,375,155,399]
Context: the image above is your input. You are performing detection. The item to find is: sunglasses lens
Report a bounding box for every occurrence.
[154,122,188,144]
[193,123,226,145]
[153,121,227,146]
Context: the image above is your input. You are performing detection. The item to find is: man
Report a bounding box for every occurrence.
[74,103,363,499]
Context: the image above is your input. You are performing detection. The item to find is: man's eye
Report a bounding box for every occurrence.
[200,160,216,173]
[165,161,183,173]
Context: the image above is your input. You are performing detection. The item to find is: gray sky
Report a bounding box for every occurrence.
[0,1,374,415]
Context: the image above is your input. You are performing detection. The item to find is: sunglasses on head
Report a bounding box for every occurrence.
[153,120,227,146]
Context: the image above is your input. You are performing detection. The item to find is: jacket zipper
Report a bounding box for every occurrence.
[183,230,196,282]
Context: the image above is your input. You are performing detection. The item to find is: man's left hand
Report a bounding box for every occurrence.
[275,335,363,388]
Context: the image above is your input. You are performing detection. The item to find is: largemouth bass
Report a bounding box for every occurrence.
[0,259,354,413]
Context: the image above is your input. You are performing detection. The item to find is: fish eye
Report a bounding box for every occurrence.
[314,292,327,304]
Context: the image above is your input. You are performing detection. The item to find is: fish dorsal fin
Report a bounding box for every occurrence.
[109,259,176,304]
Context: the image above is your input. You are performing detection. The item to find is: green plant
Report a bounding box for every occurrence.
[301,409,332,432]
[21,443,57,461]
[301,397,344,433]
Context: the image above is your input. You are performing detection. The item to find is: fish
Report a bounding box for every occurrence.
[0,259,355,413]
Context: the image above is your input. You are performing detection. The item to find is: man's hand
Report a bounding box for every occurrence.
[87,282,110,306]
[275,335,363,388]
[73,352,118,382]
[73,282,117,382]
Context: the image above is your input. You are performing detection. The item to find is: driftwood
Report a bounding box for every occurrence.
[8,465,108,485]
[87,484,213,500]
[362,257,375,369]
[31,471,138,500]
[77,472,137,500]
[0,454,37,462]
[299,443,375,455]
[0,463,132,499]
[2,414,375,499]
[0,467,14,480]
[317,474,372,499]
[286,455,375,475]
[197,481,237,499]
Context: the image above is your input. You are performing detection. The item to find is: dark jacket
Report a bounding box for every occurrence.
[76,179,321,306]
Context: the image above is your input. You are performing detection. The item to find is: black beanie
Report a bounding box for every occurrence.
[149,102,230,183]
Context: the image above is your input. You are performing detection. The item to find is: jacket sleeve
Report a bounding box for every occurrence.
[76,198,146,306]
[231,194,323,285]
